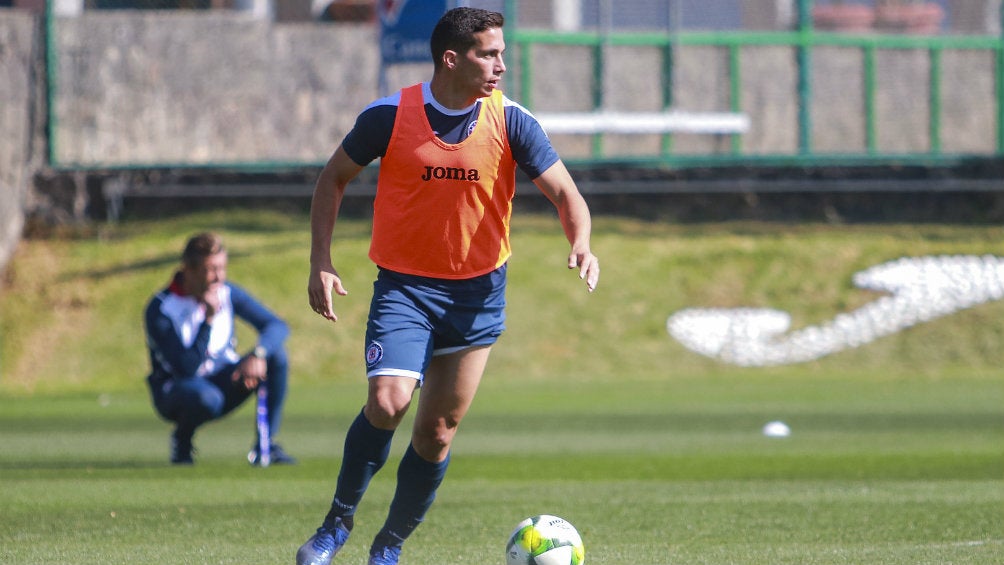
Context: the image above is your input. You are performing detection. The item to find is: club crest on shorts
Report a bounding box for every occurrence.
[365,341,384,366]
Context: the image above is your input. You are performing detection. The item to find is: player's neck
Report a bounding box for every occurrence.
[428,77,478,111]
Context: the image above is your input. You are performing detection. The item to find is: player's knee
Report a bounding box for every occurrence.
[365,376,416,429]
[174,382,223,414]
[173,390,222,424]
[364,394,410,430]
[194,388,225,418]
[413,417,458,456]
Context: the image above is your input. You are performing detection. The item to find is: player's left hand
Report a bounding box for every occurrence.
[569,250,599,292]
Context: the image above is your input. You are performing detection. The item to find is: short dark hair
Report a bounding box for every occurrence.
[430,7,504,70]
[181,232,225,267]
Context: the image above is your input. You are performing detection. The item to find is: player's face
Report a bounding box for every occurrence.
[184,251,227,297]
[457,27,506,98]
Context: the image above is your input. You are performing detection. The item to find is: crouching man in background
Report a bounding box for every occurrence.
[144,232,296,466]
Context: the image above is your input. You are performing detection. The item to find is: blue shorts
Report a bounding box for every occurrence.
[364,265,507,382]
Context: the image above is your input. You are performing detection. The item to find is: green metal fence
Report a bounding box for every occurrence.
[40,1,1004,171]
[506,0,1004,168]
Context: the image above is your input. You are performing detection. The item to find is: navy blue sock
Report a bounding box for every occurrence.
[373,443,450,549]
[324,409,394,526]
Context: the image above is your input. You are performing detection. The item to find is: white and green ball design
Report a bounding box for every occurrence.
[505,515,585,565]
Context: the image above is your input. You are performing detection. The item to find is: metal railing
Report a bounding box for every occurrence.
[506,0,1004,167]
[39,1,1004,173]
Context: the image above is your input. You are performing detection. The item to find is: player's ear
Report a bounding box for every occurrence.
[442,49,457,70]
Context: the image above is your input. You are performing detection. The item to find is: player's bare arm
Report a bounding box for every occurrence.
[532,159,600,292]
[308,146,365,321]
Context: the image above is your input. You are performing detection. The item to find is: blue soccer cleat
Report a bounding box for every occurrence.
[367,544,401,565]
[296,518,351,565]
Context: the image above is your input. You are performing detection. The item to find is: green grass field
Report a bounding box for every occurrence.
[1,209,1002,564]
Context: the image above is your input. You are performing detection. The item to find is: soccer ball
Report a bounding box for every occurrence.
[505,515,585,565]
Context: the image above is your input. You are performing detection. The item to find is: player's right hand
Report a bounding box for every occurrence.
[308,263,347,322]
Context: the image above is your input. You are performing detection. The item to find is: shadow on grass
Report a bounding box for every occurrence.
[0,458,170,472]
[57,240,296,282]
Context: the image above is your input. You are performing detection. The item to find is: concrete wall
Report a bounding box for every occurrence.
[51,12,379,165]
[0,11,41,271]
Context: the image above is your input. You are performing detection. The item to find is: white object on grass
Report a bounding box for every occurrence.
[762,421,791,438]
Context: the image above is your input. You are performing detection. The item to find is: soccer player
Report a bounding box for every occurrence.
[297,8,599,565]
[144,232,296,466]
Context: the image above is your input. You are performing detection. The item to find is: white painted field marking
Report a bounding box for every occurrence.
[667,255,1004,366]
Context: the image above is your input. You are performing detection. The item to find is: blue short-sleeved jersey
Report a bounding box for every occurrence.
[341,82,559,180]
